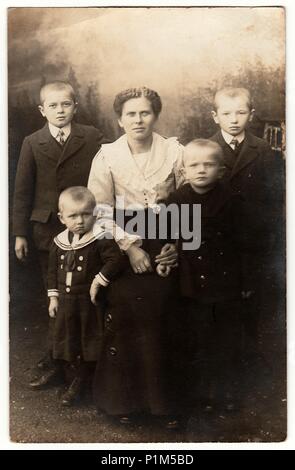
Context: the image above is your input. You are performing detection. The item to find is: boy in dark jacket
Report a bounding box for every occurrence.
[209,86,282,253]
[163,139,258,412]
[12,81,105,387]
[209,87,285,370]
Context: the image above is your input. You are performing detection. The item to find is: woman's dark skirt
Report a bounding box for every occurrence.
[93,239,182,416]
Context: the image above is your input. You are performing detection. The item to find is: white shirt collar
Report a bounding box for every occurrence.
[54,227,104,251]
[221,129,245,146]
[48,122,71,140]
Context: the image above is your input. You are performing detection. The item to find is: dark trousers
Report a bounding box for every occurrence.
[33,215,63,363]
[36,249,57,365]
[183,298,244,405]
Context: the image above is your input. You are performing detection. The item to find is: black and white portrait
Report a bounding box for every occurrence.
[7,5,286,445]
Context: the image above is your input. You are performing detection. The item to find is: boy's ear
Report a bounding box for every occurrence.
[118,118,124,129]
[57,212,65,225]
[249,108,255,122]
[38,105,46,117]
[211,110,219,124]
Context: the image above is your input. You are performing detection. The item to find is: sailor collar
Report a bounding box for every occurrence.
[54,227,105,251]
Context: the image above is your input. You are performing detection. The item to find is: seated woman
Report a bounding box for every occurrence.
[88,87,184,428]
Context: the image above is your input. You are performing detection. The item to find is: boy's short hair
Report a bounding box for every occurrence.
[40,81,77,105]
[58,186,96,212]
[113,86,162,117]
[213,87,253,111]
[185,139,224,165]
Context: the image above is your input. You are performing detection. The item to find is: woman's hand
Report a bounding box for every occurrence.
[48,297,59,318]
[126,245,153,274]
[155,243,178,267]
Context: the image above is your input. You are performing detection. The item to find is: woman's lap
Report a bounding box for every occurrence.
[93,264,182,416]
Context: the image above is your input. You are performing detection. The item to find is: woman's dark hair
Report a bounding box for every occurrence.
[113,87,162,117]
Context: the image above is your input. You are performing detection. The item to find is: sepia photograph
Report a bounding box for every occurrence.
[7,5,286,444]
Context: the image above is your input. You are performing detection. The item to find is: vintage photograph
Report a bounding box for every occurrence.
[8,6,286,443]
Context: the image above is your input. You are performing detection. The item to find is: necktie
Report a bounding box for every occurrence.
[64,250,76,272]
[230,138,239,151]
[57,129,65,146]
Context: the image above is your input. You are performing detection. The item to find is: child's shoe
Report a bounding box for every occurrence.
[29,367,61,390]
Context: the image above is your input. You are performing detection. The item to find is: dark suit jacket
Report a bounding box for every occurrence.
[12,122,104,250]
[210,130,285,252]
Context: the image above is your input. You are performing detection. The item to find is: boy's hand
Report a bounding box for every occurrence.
[90,279,101,305]
[48,297,59,318]
[15,236,29,261]
[126,245,153,274]
[241,290,255,300]
[155,243,178,267]
[156,263,171,277]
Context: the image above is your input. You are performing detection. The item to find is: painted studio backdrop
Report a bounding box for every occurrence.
[8,7,285,149]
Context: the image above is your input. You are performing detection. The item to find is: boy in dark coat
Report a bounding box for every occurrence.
[12,81,105,387]
[209,87,283,252]
[47,186,125,406]
[163,139,258,411]
[209,87,285,367]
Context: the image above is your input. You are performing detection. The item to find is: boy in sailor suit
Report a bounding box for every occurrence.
[47,186,125,406]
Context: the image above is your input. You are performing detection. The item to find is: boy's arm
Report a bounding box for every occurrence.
[261,144,285,250]
[262,142,284,198]
[232,194,261,294]
[90,238,126,305]
[47,242,59,318]
[95,238,126,287]
[12,137,36,238]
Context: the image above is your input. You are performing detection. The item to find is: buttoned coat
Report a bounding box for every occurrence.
[12,122,104,250]
[164,183,257,303]
[209,130,284,247]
